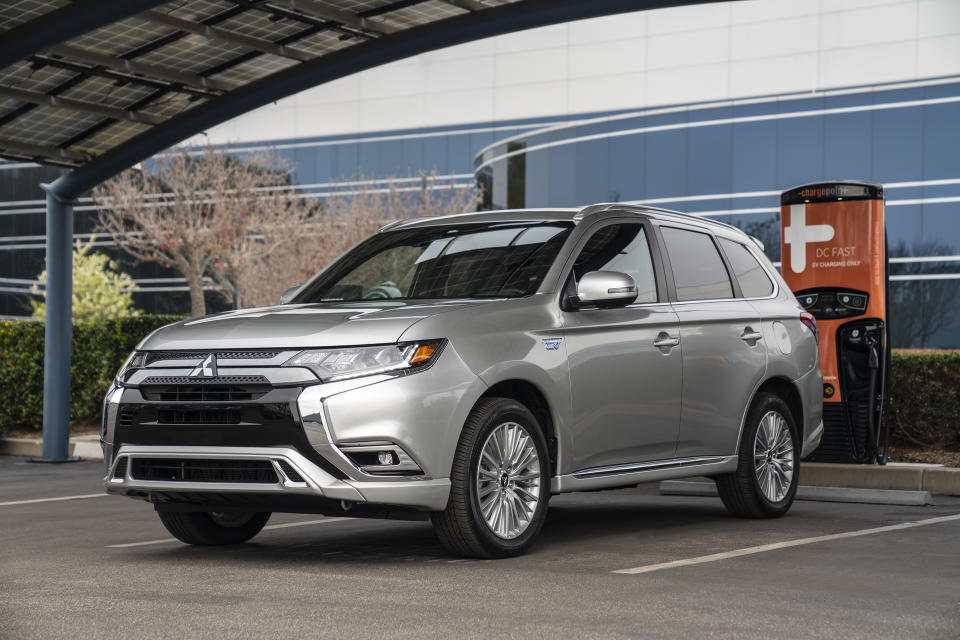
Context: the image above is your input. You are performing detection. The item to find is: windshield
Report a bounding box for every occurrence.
[295,222,573,302]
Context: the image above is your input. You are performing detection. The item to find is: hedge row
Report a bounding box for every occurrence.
[888,350,960,450]
[1,318,958,450]
[0,316,182,430]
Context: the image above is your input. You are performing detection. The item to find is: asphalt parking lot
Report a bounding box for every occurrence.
[1,456,958,640]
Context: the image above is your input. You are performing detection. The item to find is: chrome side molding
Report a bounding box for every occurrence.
[571,456,729,479]
[552,455,738,494]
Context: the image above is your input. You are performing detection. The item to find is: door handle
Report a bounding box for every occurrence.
[653,334,680,349]
[740,328,763,345]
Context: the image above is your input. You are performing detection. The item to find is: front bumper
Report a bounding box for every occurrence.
[102,345,482,513]
[106,444,450,510]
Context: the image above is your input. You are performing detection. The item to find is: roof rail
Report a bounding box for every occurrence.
[572,202,743,233]
[377,218,407,233]
[572,202,633,222]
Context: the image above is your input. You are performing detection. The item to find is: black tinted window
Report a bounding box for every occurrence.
[660,227,733,301]
[719,237,774,298]
[573,224,657,303]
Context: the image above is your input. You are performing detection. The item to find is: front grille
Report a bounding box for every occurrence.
[156,408,242,425]
[141,375,269,385]
[130,458,278,483]
[140,379,270,402]
[113,457,128,478]
[144,351,280,365]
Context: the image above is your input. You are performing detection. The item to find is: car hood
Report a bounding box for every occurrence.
[138,300,485,351]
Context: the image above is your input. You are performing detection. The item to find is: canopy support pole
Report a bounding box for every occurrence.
[31,187,79,463]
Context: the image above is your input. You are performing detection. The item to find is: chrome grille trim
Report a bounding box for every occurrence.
[141,375,269,385]
[144,350,282,365]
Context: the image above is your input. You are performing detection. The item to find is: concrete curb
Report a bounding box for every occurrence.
[0,436,103,461]
[660,480,935,506]
[802,462,960,496]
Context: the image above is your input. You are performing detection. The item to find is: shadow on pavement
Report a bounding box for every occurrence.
[113,491,735,566]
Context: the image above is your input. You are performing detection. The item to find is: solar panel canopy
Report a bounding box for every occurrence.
[0,0,516,169]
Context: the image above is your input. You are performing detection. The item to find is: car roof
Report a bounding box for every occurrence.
[379,203,745,236]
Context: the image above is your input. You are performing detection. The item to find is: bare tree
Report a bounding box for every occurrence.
[233,171,482,308]
[95,146,317,316]
[96,146,481,314]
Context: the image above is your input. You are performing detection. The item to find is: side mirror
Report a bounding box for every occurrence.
[279,284,302,305]
[572,271,637,309]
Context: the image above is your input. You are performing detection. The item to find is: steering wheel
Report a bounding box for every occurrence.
[363,281,402,299]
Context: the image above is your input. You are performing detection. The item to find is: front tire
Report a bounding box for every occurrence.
[432,397,550,558]
[715,393,799,518]
[157,510,271,545]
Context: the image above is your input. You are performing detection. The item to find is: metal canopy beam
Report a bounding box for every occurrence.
[47,45,234,93]
[0,86,163,125]
[141,10,315,62]
[0,138,88,163]
[442,0,491,11]
[30,55,216,99]
[272,0,399,34]
[50,0,715,201]
[0,0,171,72]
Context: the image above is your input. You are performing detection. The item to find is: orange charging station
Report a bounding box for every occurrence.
[780,181,890,463]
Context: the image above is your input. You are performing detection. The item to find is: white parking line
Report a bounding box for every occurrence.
[0,493,106,507]
[107,517,351,548]
[613,513,960,575]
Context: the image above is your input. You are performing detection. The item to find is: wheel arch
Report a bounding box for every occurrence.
[737,376,804,451]
[480,379,558,477]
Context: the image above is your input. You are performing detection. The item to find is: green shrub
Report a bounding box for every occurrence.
[31,237,140,323]
[888,351,960,450]
[0,315,182,430]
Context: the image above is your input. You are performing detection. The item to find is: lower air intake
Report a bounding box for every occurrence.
[277,460,305,483]
[130,458,278,483]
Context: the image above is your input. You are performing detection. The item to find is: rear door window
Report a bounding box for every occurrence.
[660,226,733,301]
[718,237,774,298]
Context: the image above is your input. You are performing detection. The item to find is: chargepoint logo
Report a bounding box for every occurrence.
[784,204,835,273]
[188,353,218,378]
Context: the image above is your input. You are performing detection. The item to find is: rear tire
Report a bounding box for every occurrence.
[432,397,550,558]
[157,510,271,545]
[715,392,799,518]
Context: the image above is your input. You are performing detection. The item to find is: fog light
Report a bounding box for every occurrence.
[339,442,423,475]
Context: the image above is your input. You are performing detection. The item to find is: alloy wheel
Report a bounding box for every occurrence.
[753,410,794,503]
[476,421,542,539]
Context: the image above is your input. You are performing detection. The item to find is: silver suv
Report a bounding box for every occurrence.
[103,204,823,558]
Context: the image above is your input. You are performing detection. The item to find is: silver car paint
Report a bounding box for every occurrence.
[104,204,822,510]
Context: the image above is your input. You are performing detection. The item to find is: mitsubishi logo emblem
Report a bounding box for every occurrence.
[784,204,835,273]
[188,353,218,378]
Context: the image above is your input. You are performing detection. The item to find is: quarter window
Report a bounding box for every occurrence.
[660,227,734,301]
[719,237,774,298]
[572,224,657,304]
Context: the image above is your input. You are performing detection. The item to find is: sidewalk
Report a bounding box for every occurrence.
[0,434,103,460]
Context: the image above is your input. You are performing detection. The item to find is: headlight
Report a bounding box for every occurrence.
[115,351,145,385]
[283,341,444,382]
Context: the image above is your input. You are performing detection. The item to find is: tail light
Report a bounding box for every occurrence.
[800,311,818,344]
